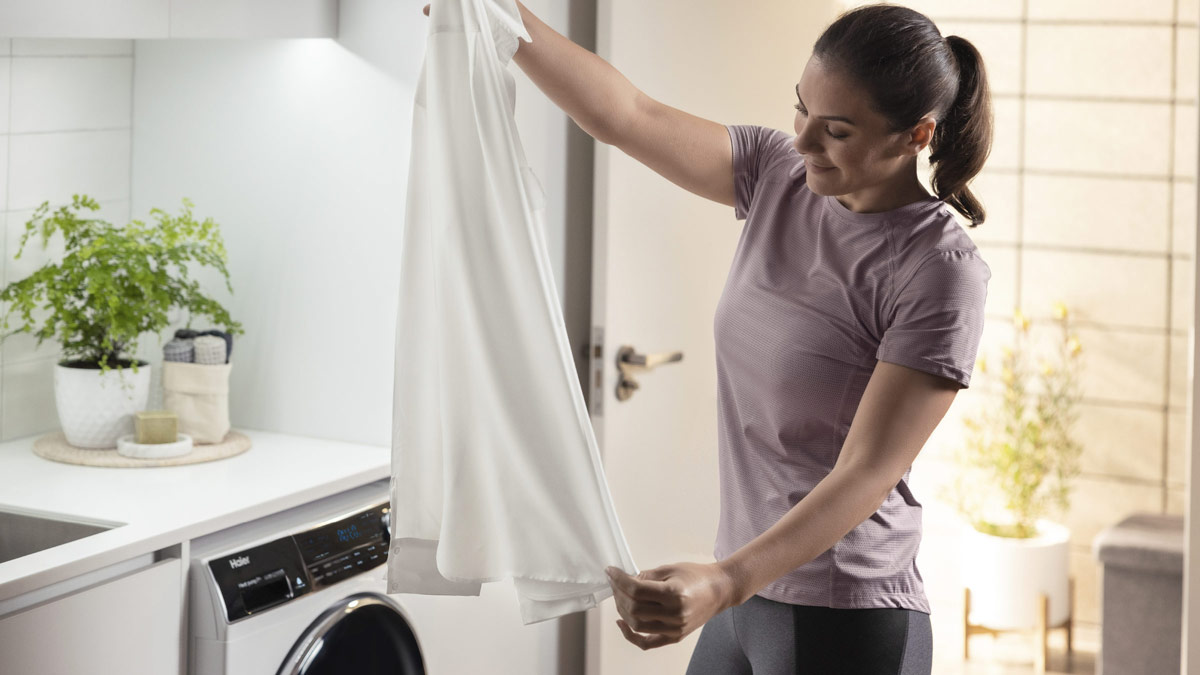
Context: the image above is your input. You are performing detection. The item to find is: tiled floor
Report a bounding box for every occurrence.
[916,477,1098,674]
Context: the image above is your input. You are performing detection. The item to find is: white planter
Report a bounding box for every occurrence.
[960,518,1071,631]
[54,360,151,449]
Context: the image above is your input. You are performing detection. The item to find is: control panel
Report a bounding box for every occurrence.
[207,502,389,623]
[296,504,389,588]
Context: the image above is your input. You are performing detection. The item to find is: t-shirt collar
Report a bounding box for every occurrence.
[823,192,944,225]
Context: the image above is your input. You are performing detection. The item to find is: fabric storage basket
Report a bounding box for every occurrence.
[162,360,232,444]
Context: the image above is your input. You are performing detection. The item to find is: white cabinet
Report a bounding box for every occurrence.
[0,557,183,675]
[0,0,338,39]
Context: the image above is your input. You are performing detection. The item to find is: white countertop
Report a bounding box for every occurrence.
[0,428,390,604]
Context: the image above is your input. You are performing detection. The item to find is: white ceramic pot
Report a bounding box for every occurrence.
[960,518,1071,631]
[53,360,151,449]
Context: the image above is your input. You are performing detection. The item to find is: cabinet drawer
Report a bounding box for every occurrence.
[0,557,182,675]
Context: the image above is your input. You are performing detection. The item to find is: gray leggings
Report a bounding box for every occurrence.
[684,595,933,675]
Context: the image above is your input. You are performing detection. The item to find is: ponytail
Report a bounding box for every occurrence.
[813,6,995,227]
[929,35,992,227]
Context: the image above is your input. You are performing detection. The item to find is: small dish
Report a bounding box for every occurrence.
[116,433,194,459]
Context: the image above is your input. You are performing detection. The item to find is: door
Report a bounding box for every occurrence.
[277,593,425,675]
[585,1,841,673]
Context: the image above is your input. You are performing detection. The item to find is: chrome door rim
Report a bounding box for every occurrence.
[276,591,425,675]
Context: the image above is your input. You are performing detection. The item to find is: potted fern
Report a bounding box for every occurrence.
[944,301,1084,632]
[0,194,244,448]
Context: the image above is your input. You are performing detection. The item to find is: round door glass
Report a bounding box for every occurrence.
[295,603,425,674]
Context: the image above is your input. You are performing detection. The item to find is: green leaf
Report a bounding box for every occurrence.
[952,306,1085,537]
[0,195,244,370]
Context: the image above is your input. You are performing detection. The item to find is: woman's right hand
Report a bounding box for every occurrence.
[422,4,430,16]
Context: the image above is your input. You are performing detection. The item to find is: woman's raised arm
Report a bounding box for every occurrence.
[423,1,735,208]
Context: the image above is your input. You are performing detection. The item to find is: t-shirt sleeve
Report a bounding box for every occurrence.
[485,0,532,64]
[876,249,991,389]
[726,124,800,221]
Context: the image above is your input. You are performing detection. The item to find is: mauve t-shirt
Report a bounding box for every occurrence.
[713,124,991,614]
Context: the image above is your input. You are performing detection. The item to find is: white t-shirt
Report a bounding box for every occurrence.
[386,0,638,626]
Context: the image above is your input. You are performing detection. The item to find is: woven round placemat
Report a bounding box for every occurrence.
[33,430,251,468]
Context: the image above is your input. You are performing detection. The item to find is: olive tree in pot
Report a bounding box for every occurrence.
[943,302,1084,633]
[0,194,244,448]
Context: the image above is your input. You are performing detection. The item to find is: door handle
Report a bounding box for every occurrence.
[615,345,683,401]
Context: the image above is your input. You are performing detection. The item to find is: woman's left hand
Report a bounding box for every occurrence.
[605,562,740,650]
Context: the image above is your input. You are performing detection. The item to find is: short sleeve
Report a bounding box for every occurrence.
[726,124,800,220]
[485,0,531,64]
[876,249,991,389]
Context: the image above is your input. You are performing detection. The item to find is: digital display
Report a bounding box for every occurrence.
[295,506,385,566]
[337,524,361,543]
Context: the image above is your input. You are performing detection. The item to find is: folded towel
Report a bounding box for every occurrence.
[175,328,233,363]
[163,338,194,363]
[193,335,227,365]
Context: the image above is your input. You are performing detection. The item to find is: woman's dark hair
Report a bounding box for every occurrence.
[813,3,992,227]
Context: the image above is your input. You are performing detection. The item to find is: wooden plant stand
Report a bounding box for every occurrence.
[963,578,1074,674]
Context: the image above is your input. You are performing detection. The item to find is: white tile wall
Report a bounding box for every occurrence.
[1028,322,1169,406]
[1177,103,1198,177]
[1075,404,1165,482]
[1174,257,1195,329]
[958,172,1019,243]
[0,1,586,448]
[1169,410,1189,485]
[8,133,130,213]
[1183,0,1200,25]
[1020,249,1167,329]
[1,356,57,439]
[0,39,134,442]
[1179,26,1198,100]
[1175,179,1197,254]
[1169,486,1188,514]
[1026,25,1173,99]
[1022,174,1171,254]
[922,0,1199,664]
[1024,99,1172,176]
[842,0,1023,20]
[990,96,1023,171]
[933,21,1022,96]
[1027,0,1175,22]
[1063,476,1164,545]
[10,58,132,132]
[1170,332,1190,406]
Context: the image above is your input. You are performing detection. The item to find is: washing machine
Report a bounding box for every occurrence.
[187,478,565,675]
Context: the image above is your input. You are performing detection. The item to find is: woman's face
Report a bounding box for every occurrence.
[792,57,933,212]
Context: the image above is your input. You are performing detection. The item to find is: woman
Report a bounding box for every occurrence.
[424,2,992,673]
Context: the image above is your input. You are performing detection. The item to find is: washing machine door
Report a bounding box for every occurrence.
[277,592,426,675]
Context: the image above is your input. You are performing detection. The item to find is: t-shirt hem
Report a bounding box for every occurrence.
[726,124,749,220]
[875,349,971,389]
[754,583,931,615]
